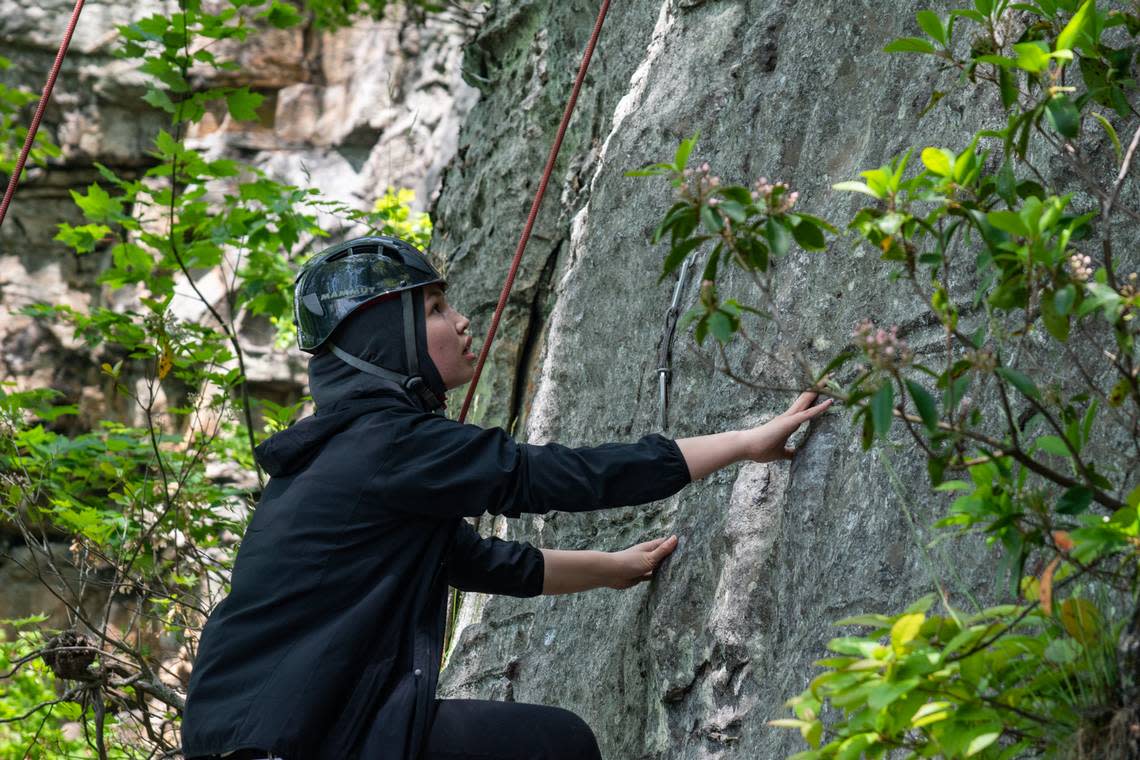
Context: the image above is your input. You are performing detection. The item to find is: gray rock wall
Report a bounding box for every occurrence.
[0,0,1016,756]
[433,1,999,757]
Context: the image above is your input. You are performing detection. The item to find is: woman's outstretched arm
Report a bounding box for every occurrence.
[675,391,832,480]
[540,536,679,594]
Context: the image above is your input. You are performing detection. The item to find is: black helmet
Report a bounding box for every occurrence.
[293,236,446,410]
[294,236,444,351]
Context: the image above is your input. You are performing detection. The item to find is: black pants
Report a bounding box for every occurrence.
[421,699,603,760]
[190,700,602,760]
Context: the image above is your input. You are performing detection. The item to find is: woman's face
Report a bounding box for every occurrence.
[423,284,476,390]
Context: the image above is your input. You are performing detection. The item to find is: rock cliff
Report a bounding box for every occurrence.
[0,0,1009,757]
[431,0,1000,757]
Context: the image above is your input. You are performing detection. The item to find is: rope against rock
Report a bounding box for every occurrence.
[0,0,86,231]
[456,0,615,424]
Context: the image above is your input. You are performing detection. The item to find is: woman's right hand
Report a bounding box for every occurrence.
[740,391,832,463]
[606,535,679,589]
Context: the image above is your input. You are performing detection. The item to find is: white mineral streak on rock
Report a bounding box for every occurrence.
[709,462,785,645]
[526,0,675,446]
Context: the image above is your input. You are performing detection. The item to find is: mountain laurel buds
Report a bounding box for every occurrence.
[854,319,913,369]
[1068,253,1094,282]
[751,177,799,214]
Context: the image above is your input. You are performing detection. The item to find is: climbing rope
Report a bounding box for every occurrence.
[0,0,86,232]
[444,0,615,665]
[456,0,614,424]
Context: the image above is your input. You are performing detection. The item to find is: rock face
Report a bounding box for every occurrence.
[432,0,999,757]
[1,0,1019,756]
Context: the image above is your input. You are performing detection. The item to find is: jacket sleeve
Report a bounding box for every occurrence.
[376,410,692,519]
[445,519,545,597]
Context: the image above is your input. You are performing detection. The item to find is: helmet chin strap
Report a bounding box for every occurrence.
[326,290,444,412]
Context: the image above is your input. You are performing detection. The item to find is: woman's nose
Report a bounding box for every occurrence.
[456,312,471,333]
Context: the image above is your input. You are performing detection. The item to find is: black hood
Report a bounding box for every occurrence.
[253,402,374,478]
[256,290,447,478]
[307,289,447,412]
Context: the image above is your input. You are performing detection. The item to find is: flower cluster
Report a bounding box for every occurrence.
[680,162,720,200]
[1068,253,1094,281]
[854,319,913,370]
[966,347,996,372]
[752,177,799,214]
[1121,271,1138,299]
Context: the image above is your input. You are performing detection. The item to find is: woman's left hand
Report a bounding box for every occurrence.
[606,535,679,589]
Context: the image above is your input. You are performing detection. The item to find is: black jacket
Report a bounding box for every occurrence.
[180,391,691,759]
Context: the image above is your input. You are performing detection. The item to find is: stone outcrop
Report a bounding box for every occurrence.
[432,0,1007,757]
[3,0,1118,757]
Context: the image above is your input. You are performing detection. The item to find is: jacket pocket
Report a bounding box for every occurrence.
[319,655,396,759]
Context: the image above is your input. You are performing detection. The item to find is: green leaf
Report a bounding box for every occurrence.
[659,236,705,280]
[1044,637,1080,664]
[966,729,1002,756]
[142,88,176,113]
[55,223,112,253]
[624,163,675,178]
[1014,41,1051,73]
[1054,283,1076,315]
[1091,112,1122,162]
[998,65,1019,109]
[694,314,709,345]
[1036,435,1072,457]
[791,220,826,251]
[70,183,122,223]
[890,612,924,652]
[920,147,954,177]
[884,37,938,54]
[987,210,1031,237]
[1058,485,1094,514]
[911,700,953,728]
[905,380,938,433]
[718,200,748,223]
[835,612,894,627]
[871,383,894,440]
[259,0,304,28]
[916,10,947,45]
[652,202,693,244]
[832,180,881,198]
[708,310,735,344]
[935,480,971,491]
[1045,94,1081,138]
[673,133,698,172]
[996,160,1018,205]
[1056,0,1094,51]
[867,678,921,709]
[226,87,265,121]
[765,217,792,257]
[996,366,1040,399]
[1041,289,1071,341]
[700,203,723,234]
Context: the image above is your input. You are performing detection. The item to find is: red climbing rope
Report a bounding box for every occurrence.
[0,0,86,232]
[456,0,614,424]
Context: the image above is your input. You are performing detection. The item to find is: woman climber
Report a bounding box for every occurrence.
[180,235,832,760]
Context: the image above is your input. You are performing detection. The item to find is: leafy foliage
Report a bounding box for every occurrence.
[0,56,62,180]
[634,0,1140,756]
